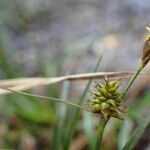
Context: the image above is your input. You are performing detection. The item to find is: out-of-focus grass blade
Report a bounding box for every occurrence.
[11,95,55,124]
[83,111,96,150]
[122,116,150,150]
[128,91,150,120]
[0,27,17,78]
[121,90,150,150]
[63,56,102,149]
[117,117,133,150]
[0,87,88,111]
[51,80,70,149]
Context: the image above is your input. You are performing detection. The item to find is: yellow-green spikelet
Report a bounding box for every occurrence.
[90,77,124,119]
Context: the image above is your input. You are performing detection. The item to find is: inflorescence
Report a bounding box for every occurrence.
[89,77,125,120]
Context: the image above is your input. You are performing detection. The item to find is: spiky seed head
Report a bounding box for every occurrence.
[89,77,125,120]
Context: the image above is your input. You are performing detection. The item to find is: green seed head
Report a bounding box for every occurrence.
[89,77,125,119]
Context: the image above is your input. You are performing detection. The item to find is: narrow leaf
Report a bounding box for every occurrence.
[63,56,102,149]
[117,117,133,150]
[0,87,88,111]
[122,116,150,150]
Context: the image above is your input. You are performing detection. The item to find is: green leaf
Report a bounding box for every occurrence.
[0,87,87,110]
[83,112,96,150]
[122,116,150,150]
[63,56,102,149]
[117,117,133,150]
[128,91,150,120]
[11,96,55,124]
[51,80,70,149]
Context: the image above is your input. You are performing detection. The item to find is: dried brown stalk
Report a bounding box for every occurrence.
[0,71,149,95]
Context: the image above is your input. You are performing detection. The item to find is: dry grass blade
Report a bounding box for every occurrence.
[0,71,149,95]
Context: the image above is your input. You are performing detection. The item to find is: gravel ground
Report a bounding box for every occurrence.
[2,0,150,75]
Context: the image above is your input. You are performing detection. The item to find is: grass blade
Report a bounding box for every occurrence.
[63,56,102,149]
[51,80,70,149]
[117,117,133,150]
[83,112,96,150]
[0,87,88,111]
[128,91,150,120]
[122,116,150,150]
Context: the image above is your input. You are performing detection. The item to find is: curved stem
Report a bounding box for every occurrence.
[121,65,143,100]
[0,87,88,111]
[95,117,109,150]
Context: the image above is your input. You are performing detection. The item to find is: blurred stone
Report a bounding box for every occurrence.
[9,0,149,75]
[19,134,36,150]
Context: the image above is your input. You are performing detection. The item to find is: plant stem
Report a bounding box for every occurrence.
[95,117,109,150]
[63,56,102,149]
[0,87,88,111]
[121,65,143,100]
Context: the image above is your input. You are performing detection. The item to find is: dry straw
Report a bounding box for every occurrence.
[0,71,149,95]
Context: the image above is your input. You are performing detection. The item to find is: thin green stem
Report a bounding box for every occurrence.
[63,56,102,149]
[121,65,143,100]
[95,117,109,150]
[0,87,88,111]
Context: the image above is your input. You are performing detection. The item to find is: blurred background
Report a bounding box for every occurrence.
[0,0,150,149]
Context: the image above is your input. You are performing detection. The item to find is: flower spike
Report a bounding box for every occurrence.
[89,77,125,120]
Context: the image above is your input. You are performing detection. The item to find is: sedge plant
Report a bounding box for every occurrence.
[0,26,150,149]
[92,25,150,150]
